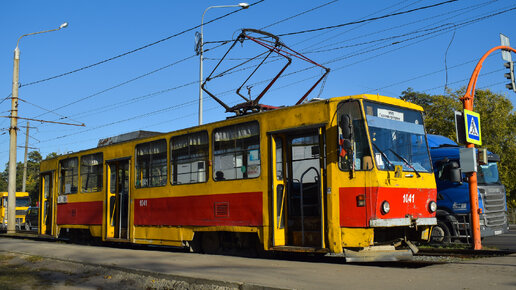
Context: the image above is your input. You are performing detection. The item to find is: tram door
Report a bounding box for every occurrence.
[106,159,130,240]
[40,172,54,236]
[271,135,287,246]
[270,128,326,249]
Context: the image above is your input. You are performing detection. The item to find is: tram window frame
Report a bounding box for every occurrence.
[59,157,79,195]
[170,131,209,185]
[213,121,261,181]
[80,152,103,193]
[135,139,167,188]
[337,100,373,172]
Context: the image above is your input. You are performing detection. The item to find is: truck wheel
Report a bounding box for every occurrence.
[430,221,451,244]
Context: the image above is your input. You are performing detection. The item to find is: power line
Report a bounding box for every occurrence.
[208,6,513,102]
[18,0,266,89]
[72,80,198,120]
[322,6,516,66]
[22,2,514,145]
[422,69,504,93]
[275,0,460,37]
[29,40,232,124]
[33,54,197,119]
[30,0,338,122]
[40,1,408,123]
[303,0,496,53]
[297,0,425,51]
[260,0,339,30]
[18,97,84,125]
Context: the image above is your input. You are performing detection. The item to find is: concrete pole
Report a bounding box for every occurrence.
[7,47,20,234]
[7,22,68,234]
[199,21,203,126]
[22,121,29,192]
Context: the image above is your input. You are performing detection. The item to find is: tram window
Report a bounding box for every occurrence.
[135,139,167,188]
[276,138,283,180]
[213,121,260,180]
[80,153,103,193]
[337,101,372,171]
[170,131,208,185]
[59,157,78,195]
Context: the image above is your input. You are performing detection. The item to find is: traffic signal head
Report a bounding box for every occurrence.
[504,61,516,92]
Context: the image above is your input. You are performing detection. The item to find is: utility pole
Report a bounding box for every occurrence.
[22,121,29,192]
[7,22,68,234]
[7,42,20,234]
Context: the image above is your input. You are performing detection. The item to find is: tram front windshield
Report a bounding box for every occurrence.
[364,101,432,173]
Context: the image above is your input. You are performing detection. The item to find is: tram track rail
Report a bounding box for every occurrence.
[416,247,515,258]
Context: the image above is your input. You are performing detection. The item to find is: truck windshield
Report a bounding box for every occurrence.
[477,162,501,185]
[16,197,30,207]
[364,101,432,173]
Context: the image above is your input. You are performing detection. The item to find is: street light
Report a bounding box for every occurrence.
[198,3,249,125]
[7,22,68,234]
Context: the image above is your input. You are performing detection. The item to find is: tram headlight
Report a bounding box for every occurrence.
[381,200,390,215]
[429,201,437,213]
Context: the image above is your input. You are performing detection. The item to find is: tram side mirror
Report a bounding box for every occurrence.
[338,113,354,174]
[339,114,353,140]
[342,139,352,151]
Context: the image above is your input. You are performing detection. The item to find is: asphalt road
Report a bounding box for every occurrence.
[1,235,515,290]
[483,225,516,251]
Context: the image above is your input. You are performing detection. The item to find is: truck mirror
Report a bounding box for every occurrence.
[339,114,353,140]
[447,161,462,183]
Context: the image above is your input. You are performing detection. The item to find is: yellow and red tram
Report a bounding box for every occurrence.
[39,94,437,260]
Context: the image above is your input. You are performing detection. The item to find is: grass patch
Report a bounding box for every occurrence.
[24,255,44,263]
[0,254,15,263]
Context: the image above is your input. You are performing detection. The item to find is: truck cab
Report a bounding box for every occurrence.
[427,134,509,243]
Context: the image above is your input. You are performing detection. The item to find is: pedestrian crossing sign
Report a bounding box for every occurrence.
[464,109,481,145]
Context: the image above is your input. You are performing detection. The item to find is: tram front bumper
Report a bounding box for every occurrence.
[369,217,436,227]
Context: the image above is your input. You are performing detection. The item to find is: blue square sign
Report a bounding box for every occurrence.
[464,109,481,145]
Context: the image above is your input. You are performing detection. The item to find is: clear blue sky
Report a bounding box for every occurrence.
[1,0,515,168]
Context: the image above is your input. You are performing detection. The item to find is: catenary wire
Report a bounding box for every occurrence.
[17,0,266,89]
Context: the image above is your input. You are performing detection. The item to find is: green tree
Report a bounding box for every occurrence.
[400,88,516,207]
[45,152,59,160]
[0,151,55,205]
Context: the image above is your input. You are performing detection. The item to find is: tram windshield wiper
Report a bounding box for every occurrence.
[388,149,421,178]
[372,143,395,170]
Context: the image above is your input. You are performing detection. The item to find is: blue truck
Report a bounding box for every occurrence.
[427,134,509,244]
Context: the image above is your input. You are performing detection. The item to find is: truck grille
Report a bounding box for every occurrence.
[479,186,507,228]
